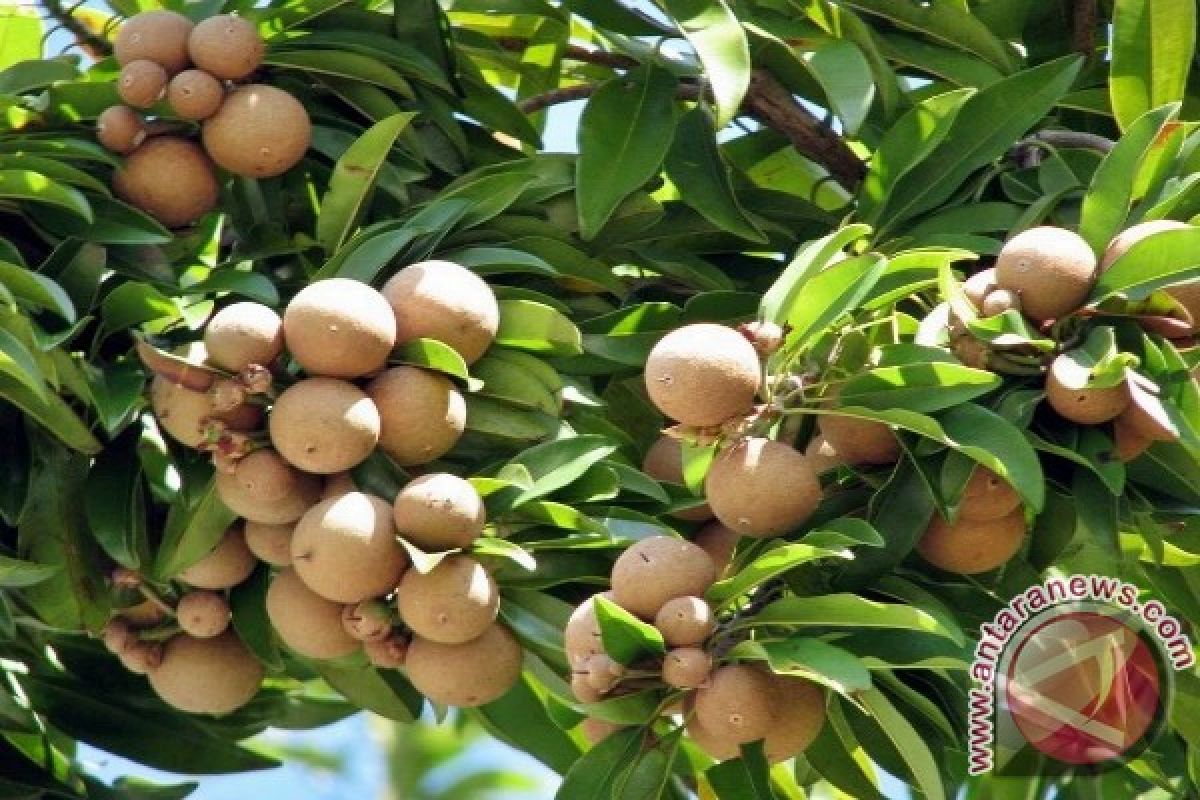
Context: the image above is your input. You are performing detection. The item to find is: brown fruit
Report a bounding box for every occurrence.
[175,590,231,638]
[804,434,842,474]
[392,473,486,551]
[268,378,380,474]
[763,676,826,764]
[204,302,283,372]
[282,278,395,379]
[292,492,408,604]
[321,472,359,500]
[571,672,604,703]
[215,448,322,524]
[1045,354,1129,425]
[644,324,761,427]
[96,105,145,154]
[962,267,998,310]
[187,15,264,80]
[563,591,612,668]
[166,69,224,120]
[178,526,256,589]
[662,647,711,689]
[150,374,260,449]
[694,665,774,745]
[395,555,499,644]
[381,260,499,364]
[917,508,1027,574]
[366,366,466,466]
[818,410,900,466]
[118,60,167,108]
[610,536,716,620]
[959,466,1022,522]
[981,288,1021,317]
[243,520,293,566]
[114,136,219,228]
[265,568,359,659]
[1100,219,1191,271]
[363,634,409,668]
[641,435,712,521]
[1113,414,1153,462]
[692,522,739,577]
[654,596,716,647]
[148,632,264,714]
[995,226,1097,323]
[119,641,163,674]
[705,438,821,538]
[581,718,623,745]
[120,599,166,629]
[404,623,522,707]
[102,618,134,654]
[582,653,624,693]
[114,10,193,74]
[686,708,741,762]
[202,84,311,178]
[342,599,392,642]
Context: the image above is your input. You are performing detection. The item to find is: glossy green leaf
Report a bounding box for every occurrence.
[840,0,1016,72]
[783,253,888,348]
[804,39,875,134]
[761,224,871,324]
[0,554,59,588]
[554,727,669,800]
[476,674,582,774]
[744,593,964,644]
[708,543,849,608]
[509,435,619,504]
[0,260,74,321]
[857,688,946,800]
[1091,225,1200,301]
[153,477,238,580]
[0,371,99,453]
[660,0,750,127]
[747,637,871,694]
[593,595,667,665]
[0,324,46,400]
[265,50,413,95]
[393,337,473,385]
[495,299,583,356]
[84,429,147,571]
[1110,0,1196,131]
[837,363,1001,412]
[313,662,422,722]
[707,740,777,800]
[0,169,91,220]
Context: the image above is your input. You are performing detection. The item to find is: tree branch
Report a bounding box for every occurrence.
[1072,0,1098,57]
[495,37,639,70]
[40,0,112,58]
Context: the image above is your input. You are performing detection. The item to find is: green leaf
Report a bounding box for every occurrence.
[554,727,670,800]
[660,0,750,127]
[509,434,619,505]
[707,740,777,800]
[803,39,875,135]
[760,224,871,325]
[0,169,91,220]
[1079,103,1180,253]
[495,299,583,356]
[840,0,1016,72]
[1090,225,1200,302]
[0,371,99,453]
[153,477,238,580]
[229,565,283,671]
[802,700,884,799]
[265,49,413,95]
[0,260,75,321]
[393,338,473,385]
[0,324,46,400]
[317,112,416,253]
[593,595,667,665]
[837,363,1001,413]
[576,66,678,239]
[707,543,849,608]
[186,269,280,307]
[856,688,946,800]
[0,58,77,94]
[476,674,582,774]
[1110,0,1196,131]
[734,637,872,695]
[0,554,59,588]
[312,662,422,722]
[783,253,888,348]
[0,8,41,68]
[84,429,148,571]
[743,593,964,644]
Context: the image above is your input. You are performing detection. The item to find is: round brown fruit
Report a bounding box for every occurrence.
[204,301,284,372]
[178,526,256,589]
[366,366,466,466]
[265,568,359,659]
[187,15,264,81]
[959,466,1022,522]
[291,491,408,603]
[981,288,1020,317]
[321,472,358,500]
[705,438,821,538]
[117,60,167,109]
[686,708,741,762]
[917,508,1027,574]
[114,136,219,228]
[215,448,321,525]
[202,84,310,178]
[175,590,231,638]
[282,278,395,379]
[166,69,224,120]
[641,435,712,521]
[804,434,842,474]
[1113,413,1153,462]
[150,374,260,449]
[404,623,522,707]
[654,596,716,647]
[148,631,264,714]
[268,378,380,474]
[582,653,624,693]
[102,618,134,654]
[662,647,712,689]
[392,473,486,551]
[120,599,166,629]
[243,520,293,566]
[96,105,145,154]
[563,591,612,668]
[995,226,1097,323]
[692,521,739,577]
[114,10,193,74]
[962,267,998,310]
[644,324,761,427]
[1045,354,1129,425]
[817,409,900,466]
[381,260,499,364]
[693,664,774,745]
[571,672,604,703]
[363,634,408,668]
[394,555,499,644]
[762,676,826,764]
[118,641,163,675]
[610,535,716,620]
[341,599,392,642]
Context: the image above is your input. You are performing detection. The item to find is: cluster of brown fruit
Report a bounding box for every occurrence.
[96,10,311,227]
[565,536,826,762]
[106,264,520,713]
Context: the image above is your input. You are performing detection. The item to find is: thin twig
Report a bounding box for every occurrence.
[1072,0,1098,57]
[496,37,639,70]
[710,578,786,661]
[40,0,112,58]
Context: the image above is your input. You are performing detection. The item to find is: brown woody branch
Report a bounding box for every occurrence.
[40,0,112,58]
[495,37,639,70]
[1072,0,1098,57]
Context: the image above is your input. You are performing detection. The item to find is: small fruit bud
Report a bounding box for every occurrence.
[111,567,142,589]
[583,653,625,694]
[363,634,408,669]
[175,590,231,638]
[571,671,605,703]
[240,364,273,395]
[737,321,785,355]
[981,288,1021,317]
[342,600,393,642]
[101,618,135,654]
[210,379,246,413]
[662,647,712,689]
[118,640,163,674]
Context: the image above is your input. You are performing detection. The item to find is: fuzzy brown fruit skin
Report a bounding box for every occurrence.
[216,448,322,524]
[644,324,761,427]
[120,599,166,629]
[804,434,842,474]
[243,520,293,566]
[187,15,264,80]
[571,672,604,703]
[363,634,408,669]
[102,618,135,654]
[115,137,219,228]
[1045,355,1130,425]
[148,632,264,715]
[917,508,1027,574]
[292,492,408,604]
[392,473,486,551]
[1102,220,1200,334]
[395,555,499,644]
[817,410,900,466]
[404,623,522,707]
[96,105,146,154]
[582,653,624,693]
[166,69,224,120]
[662,647,711,689]
[610,536,716,620]
[959,466,1022,522]
[266,569,359,659]
[366,366,466,466]
[114,11,193,74]
[1113,414,1153,462]
[150,375,260,448]
[705,438,821,538]
[176,590,231,638]
[178,526,257,589]
[685,698,741,761]
[204,301,284,372]
[641,436,712,521]
[342,600,392,642]
[119,641,163,675]
[202,84,311,178]
[118,60,167,109]
[654,596,716,647]
[282,278,395,379]
[321,472,358,500]
[381,260,499,364]
[692,521,739,577]
[581,718,623,745]
[563,591,612,668]
[269,378,380,474]
[694,665,775,745]
[763,676,826,764]
[962,267,998,310]
[994,226,1097,323]
[981,288,1021,317]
